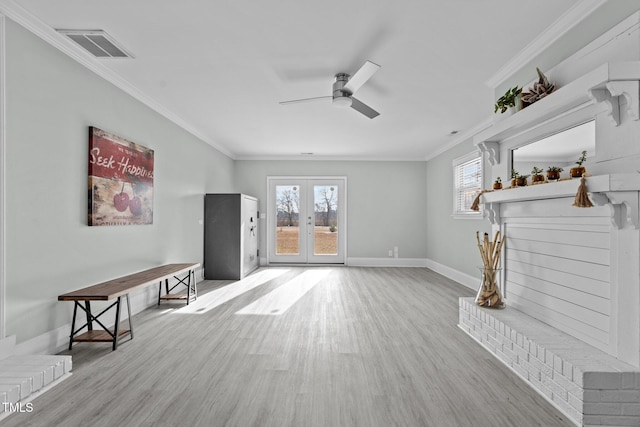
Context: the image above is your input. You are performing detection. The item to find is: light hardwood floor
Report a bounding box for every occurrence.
[5,267,574,427]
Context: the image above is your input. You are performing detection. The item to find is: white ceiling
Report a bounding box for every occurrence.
[8,0,583,160]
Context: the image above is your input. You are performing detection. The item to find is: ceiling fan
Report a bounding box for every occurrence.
[279,60,381,119]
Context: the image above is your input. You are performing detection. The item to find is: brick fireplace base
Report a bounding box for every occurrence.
[459,297,640,427]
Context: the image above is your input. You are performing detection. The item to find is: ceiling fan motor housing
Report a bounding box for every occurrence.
[332,73,352,107]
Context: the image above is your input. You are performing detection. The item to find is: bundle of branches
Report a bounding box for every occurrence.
[475,231,505,308]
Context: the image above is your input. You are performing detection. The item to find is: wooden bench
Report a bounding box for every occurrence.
[58,263,200,351]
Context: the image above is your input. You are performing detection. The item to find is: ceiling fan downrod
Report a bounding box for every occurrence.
[332,73,352,107]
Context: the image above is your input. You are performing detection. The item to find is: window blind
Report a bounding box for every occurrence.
[453,155,482,216]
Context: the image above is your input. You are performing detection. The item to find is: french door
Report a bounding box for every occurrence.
[268,177,346,264]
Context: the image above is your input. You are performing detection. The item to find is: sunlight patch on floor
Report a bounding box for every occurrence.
[235,269,331,315]
[172,269,289,315]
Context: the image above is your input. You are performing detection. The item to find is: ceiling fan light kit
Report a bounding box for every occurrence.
[280,60,381,118]
[332,96,353,107]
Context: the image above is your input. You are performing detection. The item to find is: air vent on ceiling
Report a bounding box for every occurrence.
[56,29,133,58]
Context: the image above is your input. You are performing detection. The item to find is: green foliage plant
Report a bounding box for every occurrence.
[576,150,587,166]
[494,86,523,114]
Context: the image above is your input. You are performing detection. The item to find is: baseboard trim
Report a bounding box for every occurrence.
[15,268,203,356]
[260,257,428,268]
[15,323,71,356]
[346,257,428,267]
[424,258,477,290]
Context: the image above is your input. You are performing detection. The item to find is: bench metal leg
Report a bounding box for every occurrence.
[69,302,79,350]
[113,296,122,351]
[157,270,198,305]
[68,299,127,351]
[191,269,198,303]
[187,270,192,305]
[85,301,93,332]
[126,294,133,340]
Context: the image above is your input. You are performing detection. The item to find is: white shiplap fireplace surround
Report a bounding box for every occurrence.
[459,14,640,427]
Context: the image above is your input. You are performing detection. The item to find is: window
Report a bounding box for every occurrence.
[452,151,483,218]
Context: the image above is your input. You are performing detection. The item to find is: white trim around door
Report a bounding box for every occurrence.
[267,176,347,265]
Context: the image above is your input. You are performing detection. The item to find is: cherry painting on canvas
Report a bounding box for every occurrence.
[88,127,154,226]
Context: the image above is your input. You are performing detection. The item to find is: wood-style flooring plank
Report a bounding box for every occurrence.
[4,267,574,427]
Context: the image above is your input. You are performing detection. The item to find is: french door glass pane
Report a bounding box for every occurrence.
[313,185,338,255]
[275,185,300,255]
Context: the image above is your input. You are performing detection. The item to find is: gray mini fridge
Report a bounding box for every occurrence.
[204,194,259,280]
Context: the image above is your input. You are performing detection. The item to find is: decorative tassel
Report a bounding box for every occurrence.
[470,190,492,211]
[573,176,593,208]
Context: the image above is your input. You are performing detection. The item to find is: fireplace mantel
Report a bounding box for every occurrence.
[478,172,640,368]
[477,172,640,371]
[481,174,640,228]
[471,59,640,369]
[461,17,640,425]
[474,62,640,166]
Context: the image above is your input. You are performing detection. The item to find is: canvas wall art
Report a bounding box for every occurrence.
[88,127,154,226]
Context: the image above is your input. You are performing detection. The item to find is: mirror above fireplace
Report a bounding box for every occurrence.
[512,120,596,179]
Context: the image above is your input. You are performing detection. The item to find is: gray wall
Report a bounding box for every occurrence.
[234,160,428,260]
[5,19,235,343]
[426,139,491,279]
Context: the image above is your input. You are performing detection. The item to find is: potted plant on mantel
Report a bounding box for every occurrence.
[531,166,545,183]
[493,177,502,190]
[516,174,529,187]
[510,169,519,187]
[547,166,563,181]
[494,86,523,115]
[570,150,588,178]
[521,68,556,107]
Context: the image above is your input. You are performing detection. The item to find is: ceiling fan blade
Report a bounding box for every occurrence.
[343,60,381,94]
[279,96,332,105]
[350,97,379,119]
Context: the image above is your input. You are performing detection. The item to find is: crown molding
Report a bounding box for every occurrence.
[423,118,493,162]
[484,0,608,89]
[235,155,427,161]
[0,0,235,159]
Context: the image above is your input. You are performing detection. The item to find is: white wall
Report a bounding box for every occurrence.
[233,160,428,262]
[4,19,235,344]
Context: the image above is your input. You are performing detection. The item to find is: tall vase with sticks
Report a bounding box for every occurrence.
[475,231,505,308]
